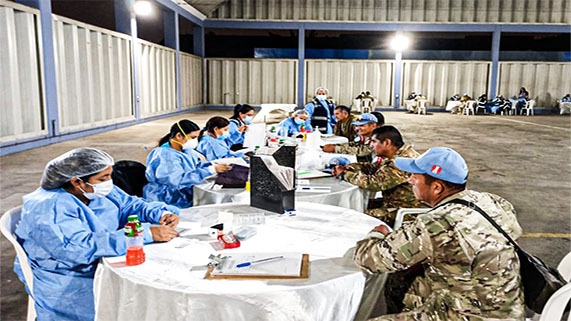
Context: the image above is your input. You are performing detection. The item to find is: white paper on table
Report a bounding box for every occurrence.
[212,157,249,167]
[211,252,303,276]
[243,123,266,149]
[259,155,295,189]
[296,169,332,179]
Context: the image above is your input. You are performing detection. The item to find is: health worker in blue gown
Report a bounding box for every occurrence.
[196,116,247,161]
[225,104,255,151]
[14,148,181,321]
[143,120,231,208]
[304,86,336,134]
[278,109,311,136]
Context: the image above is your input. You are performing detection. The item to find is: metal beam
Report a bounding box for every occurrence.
[489,28,501,99]
[174,13,181,111]
[163,9,176,49]
[154,0,205,26]
[297,27,305,108]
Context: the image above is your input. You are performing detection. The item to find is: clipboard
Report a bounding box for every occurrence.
[204,254,310,280]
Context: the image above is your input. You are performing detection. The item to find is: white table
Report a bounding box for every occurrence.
[193,176,368,212]
[94,202,381,321]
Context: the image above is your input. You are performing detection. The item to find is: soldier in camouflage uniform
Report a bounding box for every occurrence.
[322,113,377,163]
[333,105,357,142]
[333,125,426,226]
[354,147,525,321]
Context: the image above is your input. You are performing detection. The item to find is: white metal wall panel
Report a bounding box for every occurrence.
[53,15,133,133]
[210,0,570,23]
[206,59,297,105]
[180,52,203,108]
[498,62,571,108]
[0,2,46,143]
[306,60,393,107]
[401,61,490,107]
[139,40,177,116]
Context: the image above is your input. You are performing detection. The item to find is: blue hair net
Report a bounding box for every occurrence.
[40,148,114,190]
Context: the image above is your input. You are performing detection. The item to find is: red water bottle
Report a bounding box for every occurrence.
[125,215,145,266]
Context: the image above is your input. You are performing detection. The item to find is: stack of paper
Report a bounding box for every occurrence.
[211,253,303,277]
[259,155,294,190]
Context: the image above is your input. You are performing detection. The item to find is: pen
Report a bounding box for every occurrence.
[236,255,284,268]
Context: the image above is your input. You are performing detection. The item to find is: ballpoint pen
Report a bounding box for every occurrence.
[236,255,284,268]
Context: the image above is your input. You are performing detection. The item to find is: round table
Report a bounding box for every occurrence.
[94,202,381,321]
[193,176,368,212]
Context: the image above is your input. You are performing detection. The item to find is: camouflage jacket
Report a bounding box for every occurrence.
[333,114,357,142]
[334,133,374,162]
[354,190,525,321]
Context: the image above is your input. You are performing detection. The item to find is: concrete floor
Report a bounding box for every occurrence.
[1,110,570,320]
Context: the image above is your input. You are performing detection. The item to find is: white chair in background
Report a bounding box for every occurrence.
[521,100,536,116]
[538,282,571,321]
[417,100,427,115]
[393,208,429,229]
[361,98,374,113]
[253,104,297,124]
[0,206,36,321]
[557,251,571,282]
[404,100,417,112]
[462,100,476,116]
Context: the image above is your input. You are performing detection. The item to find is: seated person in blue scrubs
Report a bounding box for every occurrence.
[144,119,231,208]
[197,116,247,161]
[278,109,311,136]
[14,147,181,321]
[226,104,255,151]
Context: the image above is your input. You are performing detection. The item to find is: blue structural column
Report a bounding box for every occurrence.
[193,26,206,105]
[489,28,501,98]
[393,51,403,108]
[17,0,60,136]
[163,10,181,111]
[297,27,306,108]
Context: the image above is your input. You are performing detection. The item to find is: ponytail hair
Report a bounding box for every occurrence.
[199,116,230,141]
[231,104,254,121]
[158,119,200,146]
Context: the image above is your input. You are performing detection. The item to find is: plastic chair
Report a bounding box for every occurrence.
[393,208,429,229]
[112,160,147,197]
[361,98,374,113]
[462,100,476,115]
[404,100,417,112]
[417,100,427,115]
[521,100,536,116]
[558,251,571,282]
[0,206,37,321]
[538,282,571,321]
[475,100,487,114]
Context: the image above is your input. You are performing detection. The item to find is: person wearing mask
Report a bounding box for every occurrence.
[14,148,181,321]
[322,113,377,163]
[304,86,336,134]
[277,109,311,137]
[332,126,425,226]
[354,147,524,320]
[333,105,357,141]
[226,104,255,151]
[445,94,462,114]
[143,120,231,208]
[197,116,246,161]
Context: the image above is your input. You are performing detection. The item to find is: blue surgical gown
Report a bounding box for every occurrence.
[196,134,245,161]
[143,143,214,208]
[277,117,312,136]
[14,186,179,321]
[223,118,246,147]
[304,99,335,134]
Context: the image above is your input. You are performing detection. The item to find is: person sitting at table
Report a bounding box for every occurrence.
[304,86,336,134]
[14,147,181,321]
[322,113,377,163]
[445,93,462,114]
[197,116,247,161]
[226,104,255,151]
[371,111,386,127]
[354,147,524,320]
[515,86,530,114]
[559,94,571,115]
[277,109,311,137]
[144,120,231,208]
[332,126,426,226]
[333,105,357,141]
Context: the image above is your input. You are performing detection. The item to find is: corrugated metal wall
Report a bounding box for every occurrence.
[139,40,177,116]
[498,62,571,107]
[306,60,393,107]
[206,59,297,105]
[180,52,203,108]
[211,0,570,24]
[53,15,133,133]
[402,61,490,106]
[0,2,46,142]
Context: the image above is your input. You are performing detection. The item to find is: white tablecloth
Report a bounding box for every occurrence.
[193,177,368,212]
[94,202,381,321]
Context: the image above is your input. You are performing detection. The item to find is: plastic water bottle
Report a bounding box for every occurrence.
[125,215,145,266]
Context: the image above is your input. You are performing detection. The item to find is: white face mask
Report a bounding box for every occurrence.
[316,94,327,101]
[80,179,114,199]
[183,138,198,150]
[243,115,253,125]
